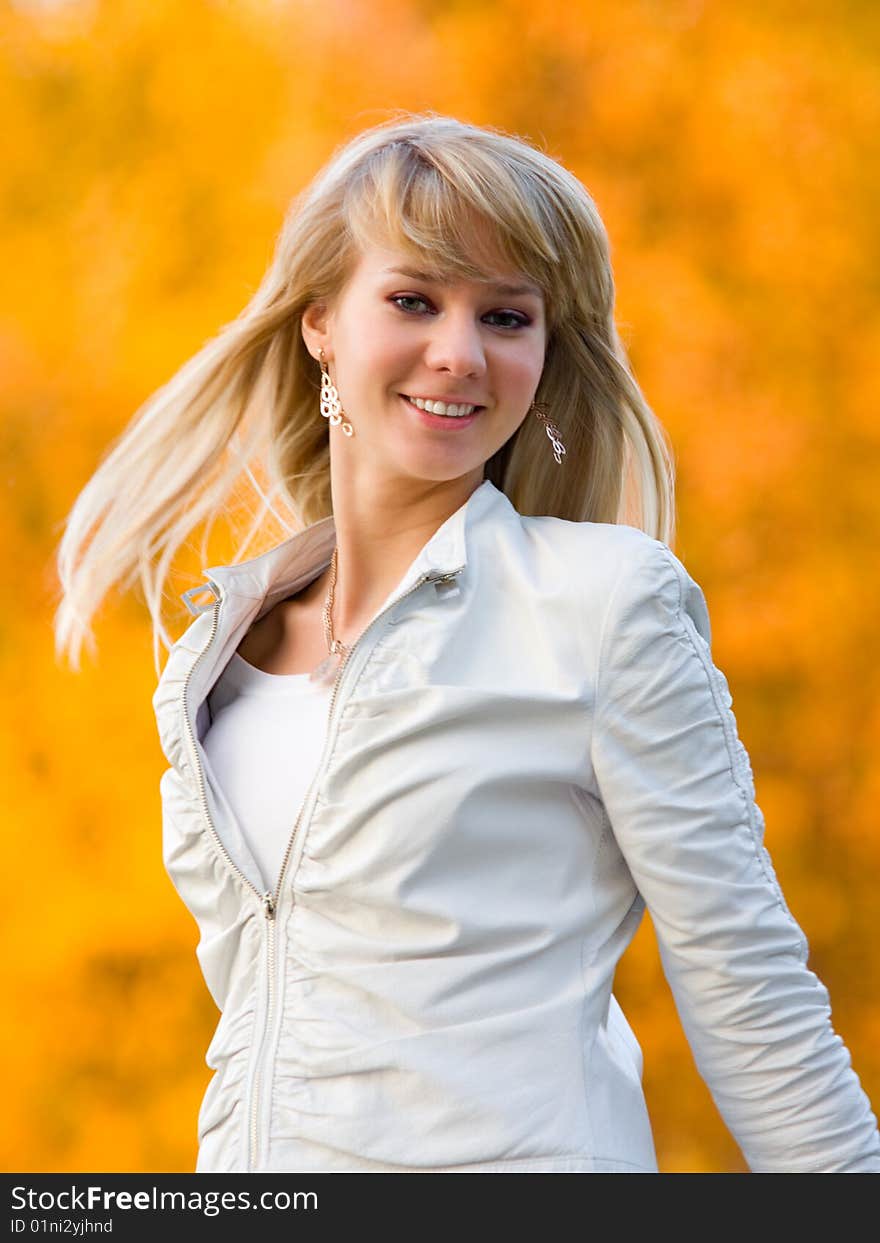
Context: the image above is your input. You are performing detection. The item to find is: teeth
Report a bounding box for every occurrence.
[407,395,478,417]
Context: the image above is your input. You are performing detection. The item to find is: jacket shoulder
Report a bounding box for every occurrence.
[519,514,711,646]
[521,514,671,581]
[581,523,711,649]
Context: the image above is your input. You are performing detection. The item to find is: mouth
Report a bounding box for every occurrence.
[400,394,485,428]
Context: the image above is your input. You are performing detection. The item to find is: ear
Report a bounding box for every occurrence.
[301,301,333,363]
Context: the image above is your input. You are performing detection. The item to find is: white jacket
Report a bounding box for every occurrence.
[152,477,880,1173]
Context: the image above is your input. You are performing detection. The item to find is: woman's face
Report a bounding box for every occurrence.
[301,237,548,487]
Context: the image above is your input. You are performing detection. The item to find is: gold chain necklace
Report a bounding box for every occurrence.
[309,546,349,687]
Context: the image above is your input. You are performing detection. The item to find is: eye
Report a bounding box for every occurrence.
[484,310,532,329]
[390,294,432,314]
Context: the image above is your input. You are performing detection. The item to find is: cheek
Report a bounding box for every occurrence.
[358,327,412,383]
[507,337,546,383]
[335,303,399,371]
[529,335,548,376]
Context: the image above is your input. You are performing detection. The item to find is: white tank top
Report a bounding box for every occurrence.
[203,650,332,893]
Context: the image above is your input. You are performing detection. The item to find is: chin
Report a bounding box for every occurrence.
[395,457,485,484]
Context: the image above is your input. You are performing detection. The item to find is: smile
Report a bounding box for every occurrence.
[402,394,484,418]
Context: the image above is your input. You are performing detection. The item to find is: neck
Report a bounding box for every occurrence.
[321,462,483,642]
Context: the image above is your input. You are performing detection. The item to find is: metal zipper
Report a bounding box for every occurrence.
[246,562,464,1170]
[179,580,298,1174]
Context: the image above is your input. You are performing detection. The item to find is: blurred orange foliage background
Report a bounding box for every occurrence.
[2,0,878,1173]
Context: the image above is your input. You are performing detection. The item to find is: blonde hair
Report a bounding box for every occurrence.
[53,110,675,676]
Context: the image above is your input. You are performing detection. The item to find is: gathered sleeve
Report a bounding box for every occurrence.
[589,535,880,1172]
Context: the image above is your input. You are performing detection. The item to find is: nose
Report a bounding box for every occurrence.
[423,308,487,379]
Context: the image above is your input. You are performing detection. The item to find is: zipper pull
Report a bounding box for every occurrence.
[262,892,276,920]
[181,581,221,616]
[431,568,463,599]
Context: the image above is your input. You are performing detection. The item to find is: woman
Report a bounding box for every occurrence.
[54,113,880,1173]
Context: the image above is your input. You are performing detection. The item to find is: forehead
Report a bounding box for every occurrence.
[350,241,544,301]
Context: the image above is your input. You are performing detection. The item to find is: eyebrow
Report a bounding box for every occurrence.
[381,266,543,300]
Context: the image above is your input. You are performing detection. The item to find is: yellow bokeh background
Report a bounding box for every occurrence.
[3,0,879,1173]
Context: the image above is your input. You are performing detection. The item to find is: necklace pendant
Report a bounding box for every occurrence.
[309,649,343,687]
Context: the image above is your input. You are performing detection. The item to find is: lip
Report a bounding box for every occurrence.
[400,394,483,430]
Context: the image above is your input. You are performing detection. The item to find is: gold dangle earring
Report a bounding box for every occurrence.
[319,348,354,437]
[530,401,566,465]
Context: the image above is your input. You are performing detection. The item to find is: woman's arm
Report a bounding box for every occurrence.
[590,536,880,1173]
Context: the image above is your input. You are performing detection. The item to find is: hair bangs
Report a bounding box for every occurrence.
[344,139,565,329]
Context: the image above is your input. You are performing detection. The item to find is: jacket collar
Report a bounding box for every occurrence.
[186,477,513,618]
